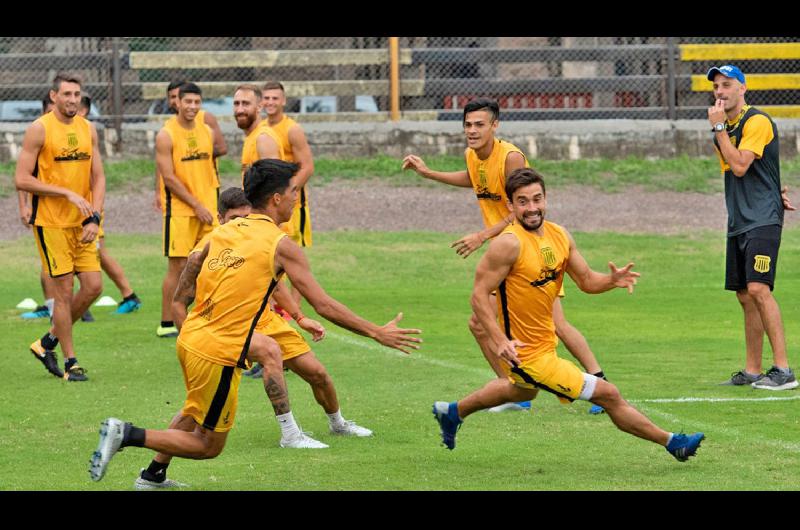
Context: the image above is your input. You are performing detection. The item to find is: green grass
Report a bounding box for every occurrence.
[1,228,799,490]
[4,155,800,197]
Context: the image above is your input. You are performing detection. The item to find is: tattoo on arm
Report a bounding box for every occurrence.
[264,374,290,415]
[173,257,202,308]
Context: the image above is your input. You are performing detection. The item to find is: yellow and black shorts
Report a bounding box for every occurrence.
[506,350,585,404]
[163,215,217,258]
[255,312,311,361]
[280,187,312,247]
[177,341,241,433]
[34,225,101,277]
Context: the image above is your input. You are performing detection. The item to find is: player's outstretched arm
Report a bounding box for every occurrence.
[451,214,513,258]
[401,154,471,188]
[564,229,640,294]
[272,281,325,342]
[275,238,422,354]
[172,242,209,330]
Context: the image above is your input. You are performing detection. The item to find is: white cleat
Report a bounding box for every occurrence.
[330,420,373,437]
[279,432,329,449]
[134,470,189,491]
[89,417,125,482]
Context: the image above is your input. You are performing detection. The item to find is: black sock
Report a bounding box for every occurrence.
[124,292,138,303]
[65,358,78,371]
[160,321,174,328]
[592,371,607,380]
[122,423,146,448]
[142,460,169,483]
[41,333,58,350]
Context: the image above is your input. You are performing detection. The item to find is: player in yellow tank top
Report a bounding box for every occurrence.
[15,74,106,382]
[90,158,421,486]
[431,168,706,462]
[403,98,608,414]
[234,84,283,175]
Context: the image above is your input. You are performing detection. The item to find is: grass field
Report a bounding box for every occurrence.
[1,228,799,491]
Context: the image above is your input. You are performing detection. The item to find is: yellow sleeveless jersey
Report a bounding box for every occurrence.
[160,113,218,217]
[497,220,570,361]
[240,120,285,178]
[465,138,528,228]
[30,112,93,228]
[179,213,286,368]
[268,115,296,162]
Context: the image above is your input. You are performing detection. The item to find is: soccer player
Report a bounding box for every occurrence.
[262,81,315,306]
[236,84,283,171]
[15,73,106,381]
[89,158,422,485]
[431,168,705,462]
[402,98,608,414]
[155,83,220,338]
[707,65,798,390]
[77,95,142,314]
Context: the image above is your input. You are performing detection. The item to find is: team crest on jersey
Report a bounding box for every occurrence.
[55,132,90,162]
[753,255,771,273]
[67,133,78,148]
[207,248,246,271]
[187,135,197,150]
[541,246,556,267]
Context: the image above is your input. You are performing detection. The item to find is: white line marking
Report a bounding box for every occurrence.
[631,395,800,403]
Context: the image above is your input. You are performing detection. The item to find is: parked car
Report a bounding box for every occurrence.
[299,95,379,113]
[147,96,234,117]
[0,99,101,121]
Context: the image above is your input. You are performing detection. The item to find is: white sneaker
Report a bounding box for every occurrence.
[487,401,531,413]
[89,417,125,482]
[330,420,373,437]
[279,432,329,449]
[134,469,189,490]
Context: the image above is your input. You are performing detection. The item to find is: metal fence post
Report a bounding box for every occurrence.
[111,37,123,151]
[666,37,677,120]
[389,37,400,121]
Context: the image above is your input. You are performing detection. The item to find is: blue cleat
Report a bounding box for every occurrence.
[432,401,462,450]
[115,296,142,314]
[588,404,605,415]
[21,306,50,319]
[666,432,705,462]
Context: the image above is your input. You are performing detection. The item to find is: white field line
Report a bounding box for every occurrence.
[631,395,800,404]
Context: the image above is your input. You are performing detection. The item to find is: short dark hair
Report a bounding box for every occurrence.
[79,95,91,112]
[218,187,251,215]
[51,73,82,93]
[463,97,499,124]
[262,81,285,92]
[505,167,546,201]
[243,159,298,208]
[167,80,187,93]
[41,91,53,113]
[178,82,202,99]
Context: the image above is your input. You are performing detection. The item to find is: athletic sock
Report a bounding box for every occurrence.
[592,370,607,380]
[44,298,55,315]
[276,411,301,440]
[326,409,345,427]
[666,433,675,447]
[41,332,59,350]
[123,292,139,303]
[65,357,78,371]
[142,460,169,482]
[160,320,174,328]
[122,423,146,448]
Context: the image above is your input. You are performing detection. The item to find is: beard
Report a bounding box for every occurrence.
[235,112,256,130]
[518,210,544,232]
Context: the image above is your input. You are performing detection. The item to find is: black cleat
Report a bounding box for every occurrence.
[29,339,64,378]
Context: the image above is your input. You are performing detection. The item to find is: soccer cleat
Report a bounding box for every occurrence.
[330,420,373,437]
[64,364,88,382]
[242,363,263,378]
[487,401,531,413]
[156,325,179,338]
[115,296,142,314]
[588,404,606,415]
[279,432,329,449]
[89,418,125,481]
[21,305,50,319]
[432,401,462,450]
[81,310,95,322]
[134,469,189,491]
[29,339,64,378]
[751,366,799,391]
[666,432,705,462]
[720,370,764,386]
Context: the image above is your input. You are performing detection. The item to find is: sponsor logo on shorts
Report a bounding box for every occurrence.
[754,254,771,273]
[207,248,245,271]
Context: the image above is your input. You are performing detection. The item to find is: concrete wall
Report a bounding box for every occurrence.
[3,119,800,163]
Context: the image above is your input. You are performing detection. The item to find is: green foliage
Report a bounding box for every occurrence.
[1,230,798,490]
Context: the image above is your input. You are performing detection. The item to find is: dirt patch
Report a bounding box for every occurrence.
[2,180,797,241]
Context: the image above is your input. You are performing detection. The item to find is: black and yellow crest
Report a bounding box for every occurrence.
[541,246,556,267]
[753,255,771,274]
[187,134,197,150]
[67,133,78,148]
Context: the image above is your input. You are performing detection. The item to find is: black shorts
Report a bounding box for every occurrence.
[725,224,782,292]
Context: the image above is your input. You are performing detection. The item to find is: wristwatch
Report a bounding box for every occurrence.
[712,122,726,133]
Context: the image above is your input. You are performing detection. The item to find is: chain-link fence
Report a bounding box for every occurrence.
[1,36,798,126]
